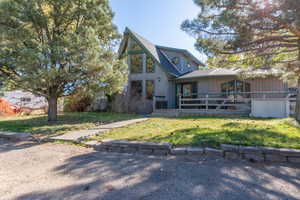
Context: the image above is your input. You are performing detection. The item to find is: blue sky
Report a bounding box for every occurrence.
[110,0,206,62]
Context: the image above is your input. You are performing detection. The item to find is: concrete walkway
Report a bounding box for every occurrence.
[50,118,148,143]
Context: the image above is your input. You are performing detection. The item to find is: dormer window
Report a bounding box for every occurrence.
[171,57,180,65]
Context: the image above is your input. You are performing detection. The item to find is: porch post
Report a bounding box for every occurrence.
[206,94,209,110]
[153,96,156,112]
[179,93,182,110]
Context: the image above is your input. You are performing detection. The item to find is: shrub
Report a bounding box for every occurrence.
[64,93,93,112]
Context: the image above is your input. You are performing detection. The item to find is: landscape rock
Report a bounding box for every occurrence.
[265,154,287,163]
[123,147,138,154]
[277,148,300,157]
[108,146,122,153]
[239,146,262,153]
[187,147,204,155]
[153,149,169,156]
[140,148,153,155]
[225,152,240,160]
[287,157,300,164]
[171,147,187,155]
[243,153,265,162]
[221,144,239,152]
[205,148,224,157]
[260,147,281,154]
[83,141,101,147]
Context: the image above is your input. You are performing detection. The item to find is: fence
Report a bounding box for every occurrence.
[153,91,297,113]
[179,91,296,112]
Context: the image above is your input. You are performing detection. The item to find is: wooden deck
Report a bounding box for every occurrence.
[152,109,250,117]
[152,92,296,117]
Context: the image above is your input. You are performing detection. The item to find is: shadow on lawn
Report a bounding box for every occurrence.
[147,127,300,149]
[13,149,300,200]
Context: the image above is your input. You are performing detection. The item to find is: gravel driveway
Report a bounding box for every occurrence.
[0,139,299,200]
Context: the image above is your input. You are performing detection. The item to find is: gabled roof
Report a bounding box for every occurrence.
[118,28,203,77]
[177,67,282,80]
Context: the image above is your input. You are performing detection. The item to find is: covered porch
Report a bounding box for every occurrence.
[153,69,294,117]
[153,91,295,117]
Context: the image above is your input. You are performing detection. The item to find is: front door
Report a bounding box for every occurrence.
[175,82,198,107]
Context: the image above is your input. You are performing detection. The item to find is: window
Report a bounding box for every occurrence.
[130,54,143,73]
[130,40,142,51]
[146,80,154,100]
[171,57,180,65]
[221,80,251,95]
[21,97,31,102]
[183,84,192,97]
[179,83,197,98]
[131,80,143,99]
[146,56,155,73]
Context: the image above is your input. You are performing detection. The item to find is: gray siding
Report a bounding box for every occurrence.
[177,76,287,94]
[127,37,173,111]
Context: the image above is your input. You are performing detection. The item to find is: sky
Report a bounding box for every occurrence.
[110,0,206,62]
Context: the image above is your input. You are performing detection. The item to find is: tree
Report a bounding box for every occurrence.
[182,0,300,120]
[0,0,127,121]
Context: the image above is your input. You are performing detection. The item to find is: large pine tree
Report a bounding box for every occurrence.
[0,0,126,121]
[182,0,300,120]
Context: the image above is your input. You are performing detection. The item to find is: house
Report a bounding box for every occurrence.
[118,28,292,117]
[0,90,48,115]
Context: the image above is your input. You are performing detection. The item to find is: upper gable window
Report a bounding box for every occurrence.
[130,39,143,51]
[171,57,180,65]
[146,56,155,73]
[130,54,143,73]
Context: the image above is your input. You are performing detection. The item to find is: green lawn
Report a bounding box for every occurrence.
[92,117,300,149]
[0,112,140,138]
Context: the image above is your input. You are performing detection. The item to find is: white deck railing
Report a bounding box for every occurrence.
[153,91,297,112]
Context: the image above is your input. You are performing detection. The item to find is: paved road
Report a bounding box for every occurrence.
[0,139,299,200]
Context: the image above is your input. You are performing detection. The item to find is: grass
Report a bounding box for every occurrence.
[0,112,140,138]
[92,117,300,149]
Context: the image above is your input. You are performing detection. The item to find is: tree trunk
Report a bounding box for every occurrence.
[296,37,300,121]
[295,78,300,121]
[48,96,58,122]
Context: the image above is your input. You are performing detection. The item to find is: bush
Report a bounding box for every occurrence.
[64,93,93,112]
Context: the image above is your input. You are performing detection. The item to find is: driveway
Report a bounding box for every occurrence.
[0,139,299,200]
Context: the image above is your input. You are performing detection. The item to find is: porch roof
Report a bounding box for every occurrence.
[176,67,282,80]
[177,68,236,80]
